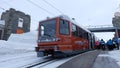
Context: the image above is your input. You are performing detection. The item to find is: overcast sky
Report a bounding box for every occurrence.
[0,0,120,41]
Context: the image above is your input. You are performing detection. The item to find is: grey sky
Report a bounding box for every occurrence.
[0,0,120,41]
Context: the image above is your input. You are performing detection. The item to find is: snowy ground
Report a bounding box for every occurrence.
[109,50,120,66]
[0,31,120,68]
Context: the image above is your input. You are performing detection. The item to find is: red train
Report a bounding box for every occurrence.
[35,15,97,57]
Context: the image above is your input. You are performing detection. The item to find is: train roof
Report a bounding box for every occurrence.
[41,15,91,33]
[59,15,91,33]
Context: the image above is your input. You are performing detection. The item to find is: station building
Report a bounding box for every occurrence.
[0,8,31,40]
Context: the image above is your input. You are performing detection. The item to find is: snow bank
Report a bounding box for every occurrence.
[0,31,38,51]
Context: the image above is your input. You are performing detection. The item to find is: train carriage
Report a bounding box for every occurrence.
[35,15,96,57]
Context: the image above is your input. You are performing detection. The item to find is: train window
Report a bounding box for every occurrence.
[60,20,70,35]
[40,20,56,37]
[78,27,83,37]
[72,24,76,32]
[72,24,79,36]
[83,32,88,39]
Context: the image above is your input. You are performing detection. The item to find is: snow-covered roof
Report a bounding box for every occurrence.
[59,15,71,21]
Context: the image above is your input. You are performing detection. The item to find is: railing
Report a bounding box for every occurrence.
[85,25,113,28]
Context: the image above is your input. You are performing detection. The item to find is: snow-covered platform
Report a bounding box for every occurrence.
[92,51,120,68]
[58,50,100,68]
[57,50,120,68]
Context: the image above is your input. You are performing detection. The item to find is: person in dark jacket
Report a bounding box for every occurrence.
[100,39,105,50]
[107,39,113,50]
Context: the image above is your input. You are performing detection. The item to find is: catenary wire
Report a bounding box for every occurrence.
[27,0,55,16]
[42,0,64,14]
[1,0,39,23]
[0,6,5,10]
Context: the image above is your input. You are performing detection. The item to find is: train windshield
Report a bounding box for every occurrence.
[39,19,56,42]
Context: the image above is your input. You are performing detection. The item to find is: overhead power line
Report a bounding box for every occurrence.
[1,0,39,23]
[27,0,55,16]
[0,6,5,10]
[42,0,64,14]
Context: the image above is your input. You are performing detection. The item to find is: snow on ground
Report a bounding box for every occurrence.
[0,52,41,68]
[0,30,38,56]
[97,50,120,67]
[7,30,38,50]
[109,50,120,66]
[0,31,38,67]
[0,31,39,68]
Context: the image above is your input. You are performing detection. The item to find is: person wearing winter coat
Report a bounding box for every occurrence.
[107,39,113,50]
[100,39,105,50]
[95,40,100,49]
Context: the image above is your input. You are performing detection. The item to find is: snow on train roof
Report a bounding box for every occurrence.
[59,15,91,33]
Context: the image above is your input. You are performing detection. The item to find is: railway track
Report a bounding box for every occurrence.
[24,55,73,68]
[26,58,56,68]
[25,50,94,68]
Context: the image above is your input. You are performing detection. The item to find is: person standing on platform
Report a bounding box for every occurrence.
[107,39,113,50]
[95,40,100,49]
[100,39,105,50]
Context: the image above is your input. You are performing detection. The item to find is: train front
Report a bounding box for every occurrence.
[35,18,57,57]
[35,16,72,57]
[35,16,71,57]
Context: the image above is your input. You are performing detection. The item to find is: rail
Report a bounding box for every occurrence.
[26,58,55,68]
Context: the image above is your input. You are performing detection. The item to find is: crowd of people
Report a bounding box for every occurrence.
[95,38,120,50]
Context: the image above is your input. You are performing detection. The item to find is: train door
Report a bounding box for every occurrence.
[89,34,96,49]
[58,19,72,51]
[80,31,89,50]
[91,34,94,49]
[72,24,81,51]
[88,33,92,49]
[92,35,95,49]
